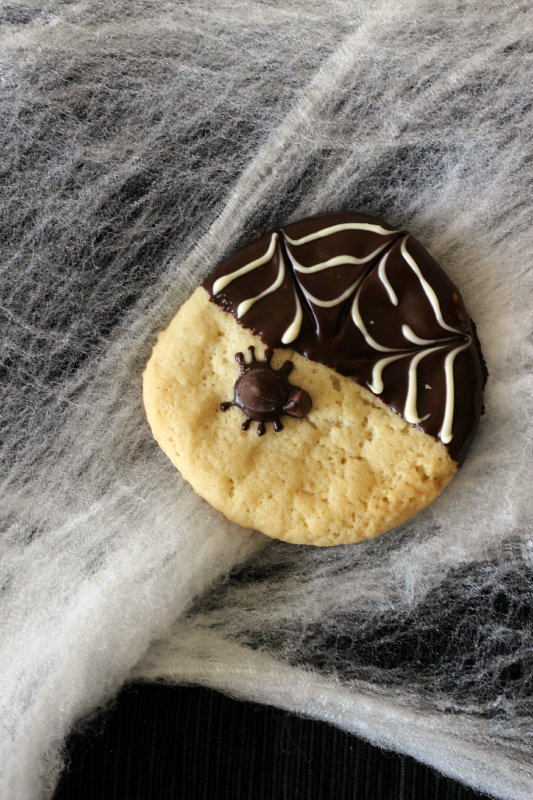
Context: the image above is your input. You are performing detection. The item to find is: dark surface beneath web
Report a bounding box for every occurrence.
[55,683,492,800]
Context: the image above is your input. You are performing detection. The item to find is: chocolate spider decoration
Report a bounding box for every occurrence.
[221,347,312,435]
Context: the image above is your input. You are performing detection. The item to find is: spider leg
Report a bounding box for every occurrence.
[280,360,294,376]
[257,421,266,436]
[273,419,284,432]
[241,419,251,431]
[220,401,234,411]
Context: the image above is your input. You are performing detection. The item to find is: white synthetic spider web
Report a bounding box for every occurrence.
[1,1,531,798]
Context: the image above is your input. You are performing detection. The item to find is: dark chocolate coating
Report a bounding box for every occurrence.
[221,347,312,435]
[204,212,485,464]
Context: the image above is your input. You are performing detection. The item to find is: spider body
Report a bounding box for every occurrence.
[221,347,312,435]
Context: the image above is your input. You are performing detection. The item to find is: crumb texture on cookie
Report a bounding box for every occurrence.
[143,288,456,546]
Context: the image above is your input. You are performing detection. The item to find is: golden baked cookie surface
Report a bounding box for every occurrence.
[143,287,456,546]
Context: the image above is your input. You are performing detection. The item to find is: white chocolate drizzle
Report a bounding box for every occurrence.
[284,237,371,310]
[284,221,399,246]
[281,288,302,344]
[401,324,440,345]
[439,339,472,443]
[377,250,398,306]
[351,284,396,352]
[213,233,278,295]
[400,236,459,334]
[369,353,410,394]
[351,236,471,441]
[213,230,303,344]
[237,246,285,318]
[404,346,443,424]
[286,242,390,274]
[298,276,365,309]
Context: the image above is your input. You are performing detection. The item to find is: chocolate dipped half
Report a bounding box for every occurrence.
[203,211,485,465]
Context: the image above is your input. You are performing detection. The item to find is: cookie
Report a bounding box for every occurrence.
[143,212,485,546]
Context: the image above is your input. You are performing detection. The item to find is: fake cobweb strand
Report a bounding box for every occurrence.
[0,2,531,800]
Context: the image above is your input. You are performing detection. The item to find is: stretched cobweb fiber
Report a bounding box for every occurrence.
[0,1,531,798]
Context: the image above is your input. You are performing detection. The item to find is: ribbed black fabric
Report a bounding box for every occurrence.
[55,685,492,800]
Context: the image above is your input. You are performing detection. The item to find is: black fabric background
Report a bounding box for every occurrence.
[54,685,493,800]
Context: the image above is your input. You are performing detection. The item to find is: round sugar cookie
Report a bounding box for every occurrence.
[143,211,485,547]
